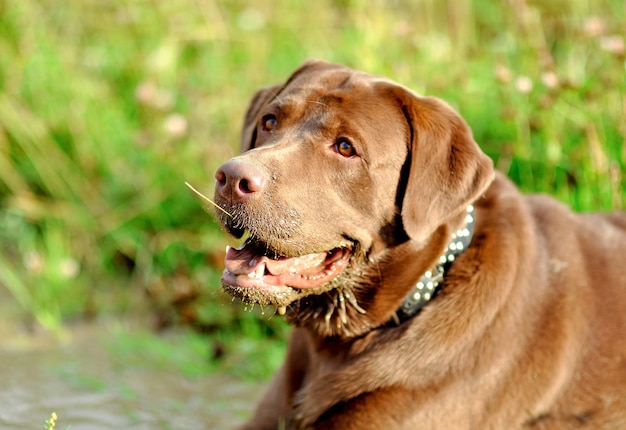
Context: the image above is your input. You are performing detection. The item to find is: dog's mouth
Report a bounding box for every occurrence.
[222,236,352,299]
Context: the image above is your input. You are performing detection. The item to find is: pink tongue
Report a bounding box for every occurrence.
[224,243,328,277]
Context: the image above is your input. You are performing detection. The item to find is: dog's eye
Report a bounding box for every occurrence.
[334,138,356,158]
[261,114,278,132]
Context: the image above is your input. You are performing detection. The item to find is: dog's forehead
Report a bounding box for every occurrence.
[273,70,401,132]
[280,68,383,104]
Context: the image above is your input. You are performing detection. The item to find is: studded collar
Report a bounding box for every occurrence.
[394,205,476,323]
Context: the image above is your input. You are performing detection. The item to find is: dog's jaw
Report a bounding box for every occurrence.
[218,229,388,337]
[221,239,353,306]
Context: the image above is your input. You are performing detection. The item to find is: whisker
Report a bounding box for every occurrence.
[345,291,367,314]
[324,297,336,328]
[337,291,348,325]
[312,301,324,320]
[185,181,233,218]
[307,100,329,107]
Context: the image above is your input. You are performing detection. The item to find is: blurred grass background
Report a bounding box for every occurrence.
[0,0,624,377]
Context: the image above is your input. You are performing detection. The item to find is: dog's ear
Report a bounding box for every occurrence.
[240,83,284,152]
[383,84,495,242]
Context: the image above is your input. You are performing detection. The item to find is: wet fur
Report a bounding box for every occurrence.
[216,61,626,429]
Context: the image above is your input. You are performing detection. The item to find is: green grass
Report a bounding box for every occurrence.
[0,0,624,375]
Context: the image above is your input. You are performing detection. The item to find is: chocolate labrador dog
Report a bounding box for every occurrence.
[213,60,626,429]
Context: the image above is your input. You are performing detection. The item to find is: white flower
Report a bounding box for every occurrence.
[59,258,80,279]
[494,64,513,84]
[540,71,559,89]
[515,76,533,94]
[599,35,625,55]
[164,114,188,138]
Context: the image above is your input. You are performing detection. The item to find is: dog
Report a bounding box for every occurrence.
[213,60,626,429]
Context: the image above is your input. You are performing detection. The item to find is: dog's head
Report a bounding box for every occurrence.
[214,60,494,337]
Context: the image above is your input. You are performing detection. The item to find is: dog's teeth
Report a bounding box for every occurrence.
[255,264,265,278]
[247,263,265,279]
[277,306,286,315]
[247,265,264,279]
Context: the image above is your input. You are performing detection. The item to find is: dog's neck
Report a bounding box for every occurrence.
[394,205,476,323]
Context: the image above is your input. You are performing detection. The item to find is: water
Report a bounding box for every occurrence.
[0,322,264,429]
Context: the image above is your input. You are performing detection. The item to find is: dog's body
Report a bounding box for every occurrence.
[213,61,626,429]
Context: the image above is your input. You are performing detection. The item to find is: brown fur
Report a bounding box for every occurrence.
[214,60,626,429]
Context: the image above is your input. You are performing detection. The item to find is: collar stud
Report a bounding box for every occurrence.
[395,205,475,322]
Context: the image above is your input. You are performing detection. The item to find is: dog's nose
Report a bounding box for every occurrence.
[215,160,266,204]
